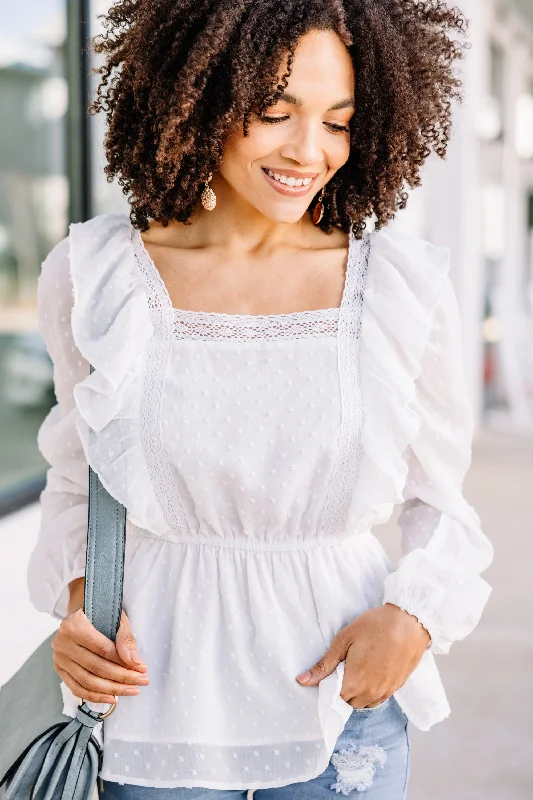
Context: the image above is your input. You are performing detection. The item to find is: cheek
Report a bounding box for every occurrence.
[326,137,351,172]
[221,125,281,178]
[246,125,285,153]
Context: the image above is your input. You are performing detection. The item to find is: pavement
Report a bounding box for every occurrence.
[374,429,533,800]
[1,428,531,798]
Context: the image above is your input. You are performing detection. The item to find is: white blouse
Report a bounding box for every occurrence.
[27,213,493,791]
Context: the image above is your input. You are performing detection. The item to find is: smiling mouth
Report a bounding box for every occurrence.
[260,167,320,197]
[261,167,317,187]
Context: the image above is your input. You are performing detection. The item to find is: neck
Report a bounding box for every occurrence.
[147,174,319,254]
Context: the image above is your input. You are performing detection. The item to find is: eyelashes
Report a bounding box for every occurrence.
[258,115,350,133]
[325,123,350,133]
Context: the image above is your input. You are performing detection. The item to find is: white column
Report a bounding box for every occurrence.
[422,0,487,426]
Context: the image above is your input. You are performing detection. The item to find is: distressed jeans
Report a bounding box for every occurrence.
[98,696,410,799]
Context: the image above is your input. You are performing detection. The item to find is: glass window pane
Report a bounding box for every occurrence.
[0,1,68,499]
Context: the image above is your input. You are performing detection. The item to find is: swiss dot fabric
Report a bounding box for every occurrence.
[28,213,493,791]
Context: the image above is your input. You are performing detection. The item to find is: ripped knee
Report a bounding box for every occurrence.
[329,744,387,794]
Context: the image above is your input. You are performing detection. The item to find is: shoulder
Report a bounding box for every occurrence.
[69,212,132,262]
[359,224,455,380]
[363,223,451,323]
[367,224,450,282]
[38,213,133,309]
[37,211,148,353]
[39,213,131,278]
[37,234,72,330]
[69,211,131,234]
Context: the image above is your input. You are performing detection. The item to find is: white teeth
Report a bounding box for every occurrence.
[265,169,313,188]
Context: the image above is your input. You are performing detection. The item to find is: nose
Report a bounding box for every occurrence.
[279,122,324,169]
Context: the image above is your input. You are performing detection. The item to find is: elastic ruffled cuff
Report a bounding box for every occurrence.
[382,567,452,654]
[27,547,87,621]
[382,597,435,652]
[53,566,87,620]
[382,570,492,656]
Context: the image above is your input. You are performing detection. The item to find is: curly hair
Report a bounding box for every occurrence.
[89,0,468,236]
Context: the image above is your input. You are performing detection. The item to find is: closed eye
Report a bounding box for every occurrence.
[259,115,350,133]
[325,122,350,133]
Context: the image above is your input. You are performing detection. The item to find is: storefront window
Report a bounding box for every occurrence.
[0,1,68,507]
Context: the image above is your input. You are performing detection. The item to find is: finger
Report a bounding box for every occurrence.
[56,609,128,667]
[55,666,116,705]
[54,654,142,698]
[115,611,146,670]
[366,696,389,708]
[343,692,369,709]
[59,640,150,686]
[296,639,347,686]
[345,691,386,709]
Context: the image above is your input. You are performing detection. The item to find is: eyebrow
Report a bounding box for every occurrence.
[275,92,356,111]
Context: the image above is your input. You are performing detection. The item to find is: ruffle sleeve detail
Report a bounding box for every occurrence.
[69,213,171,536]
[28,236,90,618]
[380,273,493,654]
[351,225,451,531]
[353,223,493,656]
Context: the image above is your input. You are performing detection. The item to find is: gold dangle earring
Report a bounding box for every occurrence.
[201,172,217,211]
[312,185,326,225]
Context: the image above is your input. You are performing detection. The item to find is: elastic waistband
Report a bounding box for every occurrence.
[127,524,374,553]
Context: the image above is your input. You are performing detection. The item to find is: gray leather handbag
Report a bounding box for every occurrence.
[0,365,127,800]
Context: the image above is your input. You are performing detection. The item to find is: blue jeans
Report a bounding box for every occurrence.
[98,697,409,799]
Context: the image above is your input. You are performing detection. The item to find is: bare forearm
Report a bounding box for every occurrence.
[67,577,85,615]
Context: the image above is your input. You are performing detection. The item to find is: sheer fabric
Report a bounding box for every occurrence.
[28,214,493,790]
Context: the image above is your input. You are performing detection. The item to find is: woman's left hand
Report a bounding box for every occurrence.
[295,603,431,708]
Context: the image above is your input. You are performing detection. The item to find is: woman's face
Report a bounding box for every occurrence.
[218,29,355,225]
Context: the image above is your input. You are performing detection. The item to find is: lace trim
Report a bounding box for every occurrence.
[130,223,369,538]
[130,230,342,342]
[131,226,191,534]
[172,306,339,342]
[319,233,371,538]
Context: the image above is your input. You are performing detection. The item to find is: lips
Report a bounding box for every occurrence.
[261,167,320,197]
[261,167,321,180]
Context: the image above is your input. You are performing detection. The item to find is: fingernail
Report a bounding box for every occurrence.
[137,677,150,685]
[124,687,140,695]
[130,650,145,666]
[296,671,311,683]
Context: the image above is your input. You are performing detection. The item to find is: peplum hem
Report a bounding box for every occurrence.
[69,213,171,536]
[61,525,394,789]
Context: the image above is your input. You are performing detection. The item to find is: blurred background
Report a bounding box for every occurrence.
[0,0,531,798]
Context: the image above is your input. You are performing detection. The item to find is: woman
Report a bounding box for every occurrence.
[28,1,493,798]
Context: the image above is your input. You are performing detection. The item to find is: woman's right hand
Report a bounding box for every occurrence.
[51,578,149,705]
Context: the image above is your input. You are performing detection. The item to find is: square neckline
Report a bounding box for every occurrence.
[130,220,356,322]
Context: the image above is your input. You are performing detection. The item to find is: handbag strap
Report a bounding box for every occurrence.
[82,364,127,642]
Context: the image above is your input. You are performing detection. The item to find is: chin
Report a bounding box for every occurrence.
[259,204,311,224]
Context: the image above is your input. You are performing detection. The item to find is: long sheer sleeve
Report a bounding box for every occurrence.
[382,274,494,655]
[27,235,90,619]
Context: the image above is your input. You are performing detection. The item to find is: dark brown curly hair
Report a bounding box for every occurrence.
[89,0,468,236]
